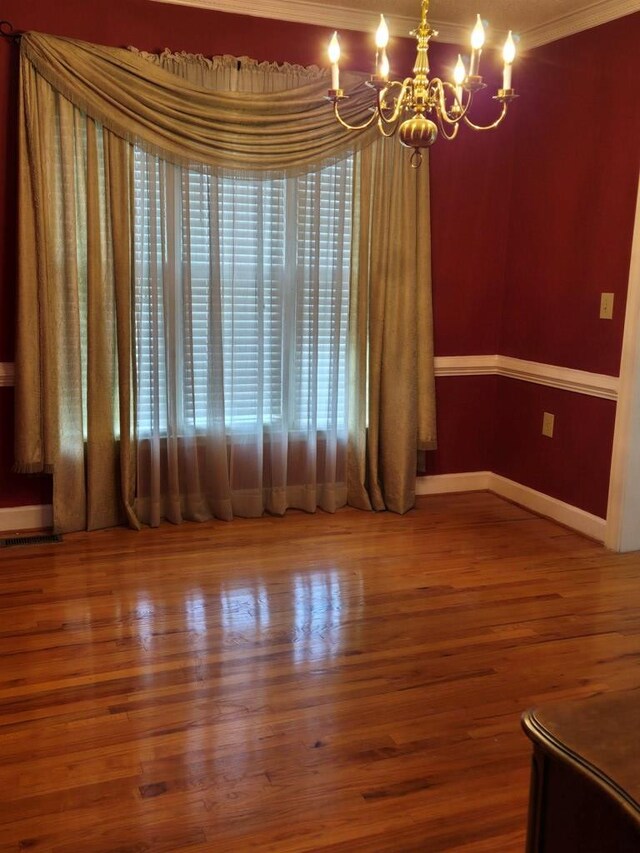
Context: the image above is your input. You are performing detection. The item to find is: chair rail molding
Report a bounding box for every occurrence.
[434,355,619,400]
[433,355,499,377]
[0,363,15,387]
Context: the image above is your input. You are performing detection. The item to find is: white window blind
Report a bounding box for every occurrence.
[133,151,353,436]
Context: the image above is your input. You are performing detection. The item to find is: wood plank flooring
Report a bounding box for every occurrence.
[1,492,640,851]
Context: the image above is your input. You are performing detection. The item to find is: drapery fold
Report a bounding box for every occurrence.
[348,137,437,514]
[22,32,377,173]
[129,49,325,92]
[15,33,436,532]
[17,69,137,531]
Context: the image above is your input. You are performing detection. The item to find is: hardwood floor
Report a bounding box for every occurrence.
[1,492,639,852]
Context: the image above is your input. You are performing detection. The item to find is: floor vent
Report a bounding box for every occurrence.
[1,534,62,548]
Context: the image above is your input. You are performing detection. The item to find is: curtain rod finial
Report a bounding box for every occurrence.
[0,21,23,43]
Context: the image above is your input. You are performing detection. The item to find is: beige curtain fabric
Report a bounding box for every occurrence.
[16,71,137,532]
[348,138,437,514]
[132,49,325,93]
[22,32,376,173]
[15,33,436,531]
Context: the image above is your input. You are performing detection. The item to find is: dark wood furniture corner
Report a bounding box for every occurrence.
[522,691,640,852]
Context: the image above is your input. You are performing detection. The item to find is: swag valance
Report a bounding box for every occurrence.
[21,32,376,172]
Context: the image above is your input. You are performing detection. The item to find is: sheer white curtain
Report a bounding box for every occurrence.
[133,55,353,525]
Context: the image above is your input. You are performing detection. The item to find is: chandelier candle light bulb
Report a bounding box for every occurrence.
[453,54,466,106]
[379,51,390,80]
[375,15,390,80]
[502,30,516,90]
[469,14,485,76]
[326,0,518,165]
[328,31,340,91]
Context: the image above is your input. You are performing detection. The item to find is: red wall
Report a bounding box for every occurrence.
[423,376,497,475]
[493,14,640,516]
[501,15,640,376]
[429,44,515,357]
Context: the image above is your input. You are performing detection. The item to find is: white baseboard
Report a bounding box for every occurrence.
[0,505,53,534]
[416,471,492,495]
[417,472,606,542]
[489,474,606,542]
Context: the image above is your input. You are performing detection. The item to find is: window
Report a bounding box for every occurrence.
[133,151,353,436]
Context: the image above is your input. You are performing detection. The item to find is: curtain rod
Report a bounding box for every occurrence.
[0,21,22,43]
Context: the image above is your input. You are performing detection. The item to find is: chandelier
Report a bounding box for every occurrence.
[327,0,518,166]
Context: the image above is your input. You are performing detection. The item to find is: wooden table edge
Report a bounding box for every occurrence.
[521,708,640,824]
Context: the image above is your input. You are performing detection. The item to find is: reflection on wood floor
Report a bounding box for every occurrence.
[1,492,639,851]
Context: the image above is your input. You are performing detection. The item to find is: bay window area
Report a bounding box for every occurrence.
[133,149,355,524]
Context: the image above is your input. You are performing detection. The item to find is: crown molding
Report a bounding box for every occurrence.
[151,0,638,48]
[149,0,469,44]
[0,363,14,387]
[521,0,639,49]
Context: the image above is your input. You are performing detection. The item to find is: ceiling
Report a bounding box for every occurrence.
[153,0,637,48]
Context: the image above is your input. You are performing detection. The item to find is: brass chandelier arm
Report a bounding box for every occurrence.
[439,80,474,124]
[436,112,460,141]
[462,100,508,131]
[333,77,415,135]
[378,78,414,125]
[333,99,379,132]
[377,115,402,137]
[429,79,470,126]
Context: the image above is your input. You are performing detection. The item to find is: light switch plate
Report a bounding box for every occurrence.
[600,292,614,320]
